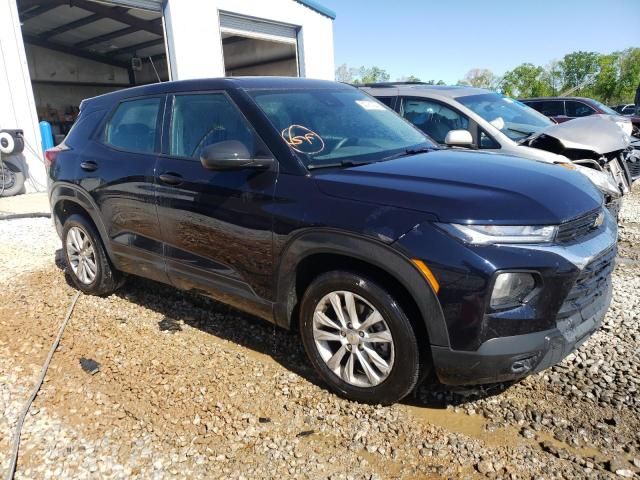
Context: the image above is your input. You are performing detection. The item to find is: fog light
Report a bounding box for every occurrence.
[511,356,536,374]
[490,272,536,309]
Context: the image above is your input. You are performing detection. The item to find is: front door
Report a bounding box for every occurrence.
[155,91,277,317]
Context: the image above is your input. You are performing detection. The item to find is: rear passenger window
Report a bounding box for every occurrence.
[536,101,564,117]
[170,93,262,160]
[565,101,596,118]
[104,98,161,153]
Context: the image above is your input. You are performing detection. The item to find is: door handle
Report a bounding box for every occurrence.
[80,161,98,172]
[158,172,183,186]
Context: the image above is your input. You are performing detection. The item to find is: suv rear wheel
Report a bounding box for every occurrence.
[62,214,122,295]
[300,271,421,404]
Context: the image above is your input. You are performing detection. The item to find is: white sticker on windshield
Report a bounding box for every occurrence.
[356,100,386,111]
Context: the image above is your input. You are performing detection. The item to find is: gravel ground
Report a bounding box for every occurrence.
[1,187,639,479]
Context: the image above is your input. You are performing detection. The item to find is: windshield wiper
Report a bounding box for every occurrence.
[307,146,434,170]
[307,159,375,170]
[381,146,434,162]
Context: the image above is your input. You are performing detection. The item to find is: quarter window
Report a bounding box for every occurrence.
[104,97,161,153]
[565,101,596,118]
[375,96,395,109]
[170,93,262,160]
[400,98,469,144]
[479,129,500,149]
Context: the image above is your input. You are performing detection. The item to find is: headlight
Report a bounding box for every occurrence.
[438,223,557,245]
[490,272,537,309]
[574,165,621,197]
[616,119,632,137]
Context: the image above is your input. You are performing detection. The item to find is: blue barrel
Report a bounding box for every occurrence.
[39,121,54,152]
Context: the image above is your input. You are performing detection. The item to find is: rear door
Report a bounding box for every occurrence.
[84,95,168,282]
[155,91,277,316]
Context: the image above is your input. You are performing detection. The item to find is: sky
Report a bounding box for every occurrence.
[320,0,640,83]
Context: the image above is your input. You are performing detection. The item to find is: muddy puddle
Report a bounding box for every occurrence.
[404,404,605,460]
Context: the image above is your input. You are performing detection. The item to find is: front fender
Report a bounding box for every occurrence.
[274,229,449,347]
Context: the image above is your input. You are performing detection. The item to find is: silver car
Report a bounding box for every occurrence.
[360,84,628,213]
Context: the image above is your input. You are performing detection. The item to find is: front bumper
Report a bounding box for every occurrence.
[394,208,618,386]
[432,280,611,385]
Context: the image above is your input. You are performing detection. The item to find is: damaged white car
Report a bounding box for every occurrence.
[360,84,636,216]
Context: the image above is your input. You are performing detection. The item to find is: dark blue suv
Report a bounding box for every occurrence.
[46,78,617,404]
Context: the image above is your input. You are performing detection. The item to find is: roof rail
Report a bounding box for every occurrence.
[358,81,430,88]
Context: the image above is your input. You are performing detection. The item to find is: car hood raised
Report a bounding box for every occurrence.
[313,150,602,225]
[531,115,631,154]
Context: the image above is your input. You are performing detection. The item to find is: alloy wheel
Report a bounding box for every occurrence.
[66,226,98,284]
[312,290,395,387]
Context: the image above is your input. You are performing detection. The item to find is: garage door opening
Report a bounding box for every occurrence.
[17,0,169,144]
[219,13,299,77]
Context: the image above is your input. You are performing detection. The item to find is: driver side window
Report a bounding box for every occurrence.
[170,93,260,160]
[400,97,469,144]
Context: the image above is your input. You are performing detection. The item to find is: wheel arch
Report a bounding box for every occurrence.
[275,229,449,347]
[50,183,118,267]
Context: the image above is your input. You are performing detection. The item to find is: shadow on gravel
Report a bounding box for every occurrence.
[406,380,515,409]
[53,254,514,407]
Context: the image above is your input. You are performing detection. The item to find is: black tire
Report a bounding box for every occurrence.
[62,214,122,295]
[0,161,25,197]
[300,271,422,405]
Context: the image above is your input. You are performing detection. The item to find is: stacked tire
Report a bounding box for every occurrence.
[0,130,26,197]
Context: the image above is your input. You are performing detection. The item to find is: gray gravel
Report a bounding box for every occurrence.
[1,186,639,479]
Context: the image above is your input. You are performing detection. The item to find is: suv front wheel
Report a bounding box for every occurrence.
[300,271,421,404]
[62,214,122,295]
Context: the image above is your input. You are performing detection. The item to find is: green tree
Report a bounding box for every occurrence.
[617,47,640,103]
[501,63,551,98]
[396,75,421,82]
[559,51,599,94]
[460,68,497,89]
[542,60,563,96]
[593,54,620,103]
[335,65,391,85]
[335,63,355,83]
[356,66,390,84]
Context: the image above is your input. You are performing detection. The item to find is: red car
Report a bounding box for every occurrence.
[521,96,640,137]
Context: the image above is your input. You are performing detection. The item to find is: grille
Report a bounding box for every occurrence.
[628,159,640,180]
[556,246,616,322]
[556,209,602,244]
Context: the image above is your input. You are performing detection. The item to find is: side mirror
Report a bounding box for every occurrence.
[444,129,473,147]
[200,140,274,170]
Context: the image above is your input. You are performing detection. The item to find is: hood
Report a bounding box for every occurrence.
[313,150,602,225]
[531,115,631,154]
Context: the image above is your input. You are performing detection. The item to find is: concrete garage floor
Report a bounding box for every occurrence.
[0,189,639,479]
[0,192,50,219]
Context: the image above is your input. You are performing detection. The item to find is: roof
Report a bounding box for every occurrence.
[360,83,493,98]
[520,96,595,102]
[83,76,349,106]
[294,0,336,19]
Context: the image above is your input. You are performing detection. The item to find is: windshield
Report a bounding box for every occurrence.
[456,93,552,141]
[590,99,619,116]
[249,88,433,168]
